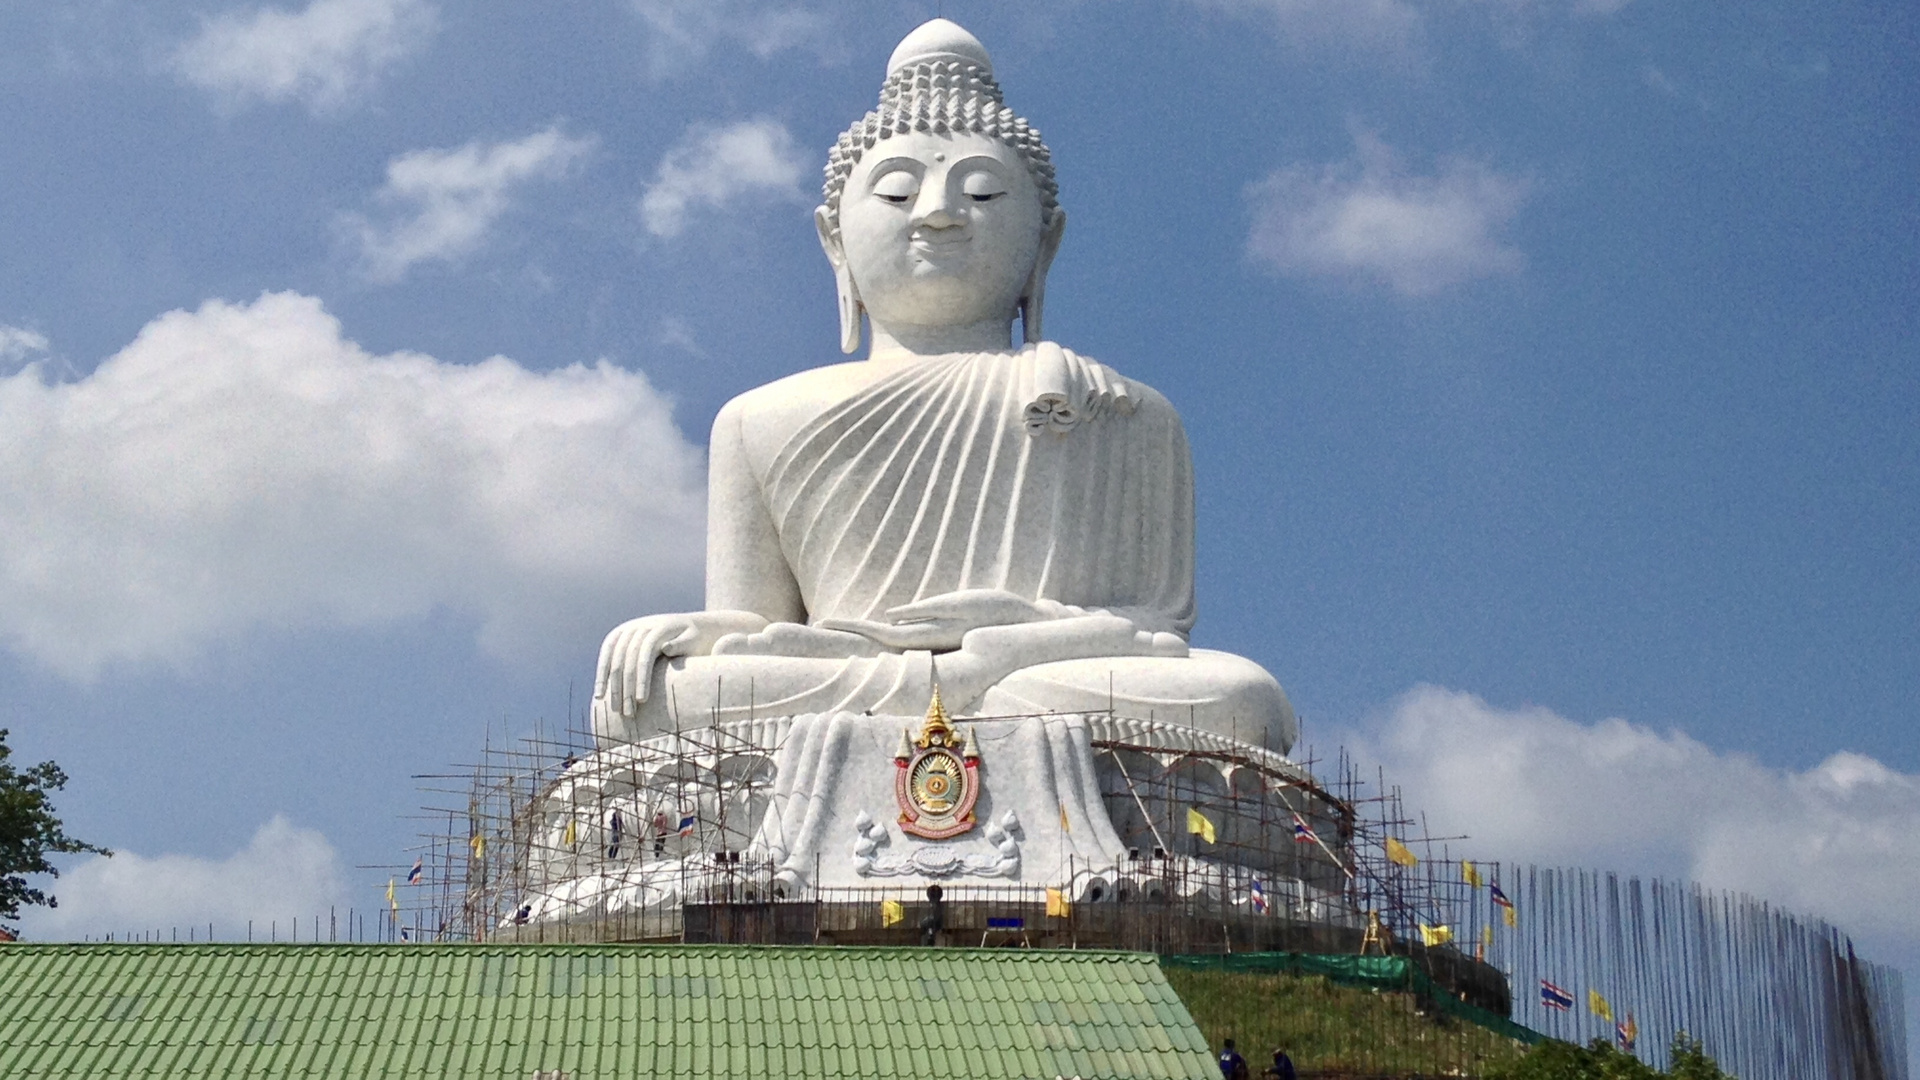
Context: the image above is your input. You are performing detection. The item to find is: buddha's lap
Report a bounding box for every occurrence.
[636,647,1292,750]
[981,649,1295,750]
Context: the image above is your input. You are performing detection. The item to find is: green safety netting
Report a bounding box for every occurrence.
[1160,952,1545,1046]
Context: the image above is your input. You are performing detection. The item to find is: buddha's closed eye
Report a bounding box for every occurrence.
[963,171,1006,203]
[873,171,919,204]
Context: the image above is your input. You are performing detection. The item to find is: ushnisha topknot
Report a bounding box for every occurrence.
[821,19,1060,236]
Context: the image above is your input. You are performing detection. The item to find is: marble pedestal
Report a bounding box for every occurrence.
[512,709,1348,928]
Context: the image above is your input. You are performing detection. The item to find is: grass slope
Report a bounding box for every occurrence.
[1165,966,1531,1078]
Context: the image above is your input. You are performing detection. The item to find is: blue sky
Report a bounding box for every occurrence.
[4,0,1917,1045]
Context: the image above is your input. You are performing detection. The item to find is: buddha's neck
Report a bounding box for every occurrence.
[867,316,1015,361]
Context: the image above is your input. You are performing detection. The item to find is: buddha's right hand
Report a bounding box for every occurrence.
[593,610,769,717]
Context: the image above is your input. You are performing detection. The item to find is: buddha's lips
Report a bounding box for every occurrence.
[911,231,970,252]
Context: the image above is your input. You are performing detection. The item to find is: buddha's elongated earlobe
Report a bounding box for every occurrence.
[835,263,863,355]
[817,206,863,355]
[1020,209,1067,345]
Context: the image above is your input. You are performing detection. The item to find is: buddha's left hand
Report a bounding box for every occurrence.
[928,614,1188,708]
[818,588,1053,651]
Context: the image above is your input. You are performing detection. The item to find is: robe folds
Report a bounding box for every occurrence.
[762,344,1196,633]
[612,343,1292,751]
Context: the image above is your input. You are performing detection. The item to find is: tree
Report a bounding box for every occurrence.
[1488,1034,1731,1080]
[1488,1038,1660,1080]
[1664,1035,1733,1080]
[0,728,109,936]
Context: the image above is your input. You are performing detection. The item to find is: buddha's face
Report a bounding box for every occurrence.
[832,130,1046,335]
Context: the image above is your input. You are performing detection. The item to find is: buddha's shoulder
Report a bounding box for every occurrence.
[712,350,1181,439]
[717,361,869,419]
[1064,349,1179,419]
[710,361,883,455]
[1104,368,1175,411]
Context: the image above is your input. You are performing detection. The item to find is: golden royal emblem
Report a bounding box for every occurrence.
[894,686,981,839]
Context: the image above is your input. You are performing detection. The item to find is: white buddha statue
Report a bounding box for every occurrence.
[592,19,1296,752]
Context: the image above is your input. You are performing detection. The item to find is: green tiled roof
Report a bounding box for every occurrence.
[0,943,1216,1079]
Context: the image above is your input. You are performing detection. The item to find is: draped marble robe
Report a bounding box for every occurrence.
[770,342,1191,631]
[620,343,1294,749]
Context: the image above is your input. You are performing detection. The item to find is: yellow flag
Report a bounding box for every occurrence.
[1186,807,1217,844]
[1462,860,1483,887]
[1046,888,1071,918]
[562,818,577,848]
[1385,837,1418,867]
[880,899,904,927]
[1418,923,1453,947]
[470,833,486,859]
[1503,903,1517,929]
[1589,988,1614,1022]
[1059,803,1071,833]
[386,878,398,912]
[1481,924,1494,948]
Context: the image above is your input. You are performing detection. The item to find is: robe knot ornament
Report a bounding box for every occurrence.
[895,686,981,839]
[1021,341,1135,437]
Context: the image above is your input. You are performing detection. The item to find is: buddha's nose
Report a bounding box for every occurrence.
[911,188,961,230]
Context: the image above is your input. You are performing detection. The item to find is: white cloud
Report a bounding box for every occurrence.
[626,0,833,73]
[0,291,706,679]
[1187,0,1423,54]
[171,0,437,113]
[341,126,596,283]
[1247,132,1530,295]
[0,324,50,370]
[1186,0,1635,54]
[18,816,347,940]
[656,316,706,357]
[640,118,809,239]
[1336,686,1920,946]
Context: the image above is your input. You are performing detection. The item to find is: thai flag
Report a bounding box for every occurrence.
[1490,882,1514,910]
[1250,879,1269,914]
[406,857,423,884]
[1291,813,1316,843]
[677,812,696,837]
[1540,979,1575,1011]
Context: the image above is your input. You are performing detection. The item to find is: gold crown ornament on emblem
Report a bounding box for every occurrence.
[893,685,982,839]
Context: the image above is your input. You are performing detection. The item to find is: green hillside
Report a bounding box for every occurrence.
[1166,963,1531,1077]
[1164,962,1738,1080]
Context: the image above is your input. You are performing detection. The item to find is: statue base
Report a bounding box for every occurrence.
[508,709,1352,929]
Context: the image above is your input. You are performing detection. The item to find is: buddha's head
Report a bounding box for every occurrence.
[818,20,1066,356]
